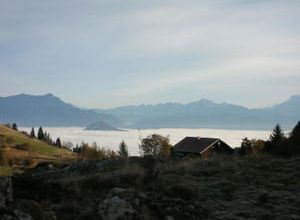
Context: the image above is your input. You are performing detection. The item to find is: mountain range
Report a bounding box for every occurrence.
[96,96,300,130]
[0,93,299,130]
[0,93,120,127]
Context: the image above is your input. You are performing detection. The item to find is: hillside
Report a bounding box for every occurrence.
[0,93,121,127]
[85,121,124,131]
[0,125,77,175]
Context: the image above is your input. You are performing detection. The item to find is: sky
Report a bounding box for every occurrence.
[0,0,299,109]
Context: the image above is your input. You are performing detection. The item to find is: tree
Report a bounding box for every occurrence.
[56,138,62,148]
[37,127,45,140]
[269,124,286,145]
[30,127,36,138]
[252,139,266,154]
[285,121,300,155]
[266,124,287,155]
[44,132,48,141]
[118,141,129,158]
[73,144,81,153]
[290,121,300,144]
[240,137,252,155]
[139,134,171,158]
[12,123,18,131]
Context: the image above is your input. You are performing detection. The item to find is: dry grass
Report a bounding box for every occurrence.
[12,153,300,219]
[0,125,77,176]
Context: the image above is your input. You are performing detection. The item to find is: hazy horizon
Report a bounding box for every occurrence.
[1,0,300,108]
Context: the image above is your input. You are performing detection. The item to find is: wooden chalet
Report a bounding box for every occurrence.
[173,137,233,158]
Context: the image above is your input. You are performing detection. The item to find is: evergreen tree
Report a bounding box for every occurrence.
[12,123,18,131]
[269,124,286,145]
[118,141,129,158]
[286,121,300,155]
[37,127,45,140]
[30,127,36,138]
[290,121,300,143]
[44,132,48,141]
[56,138,62,148]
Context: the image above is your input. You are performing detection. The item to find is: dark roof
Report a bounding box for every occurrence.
[173,137,220,154]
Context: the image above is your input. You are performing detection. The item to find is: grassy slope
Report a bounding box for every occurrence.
[0,125,77,175]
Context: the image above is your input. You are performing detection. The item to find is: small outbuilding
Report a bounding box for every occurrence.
[173,137,233,158]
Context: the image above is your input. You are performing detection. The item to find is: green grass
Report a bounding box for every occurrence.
[0,166,13,176]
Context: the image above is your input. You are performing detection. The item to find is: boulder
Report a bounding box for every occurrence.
[107,187,136,200]
[98,196,134,220]
[1,209,33,220]
[0,176,13,210]
[15,199,57,220]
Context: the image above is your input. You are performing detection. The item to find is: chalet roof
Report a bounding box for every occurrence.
[173,137,220,154]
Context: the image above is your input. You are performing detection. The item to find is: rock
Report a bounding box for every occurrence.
[132,198,140,208]
[186,204,195,212]
[0,176,13,210]
[98,196,135,220]
[2,209,33,220]
[13,210,34,220]
[107,188,135,200]
[45,211,57,220]
[15,199,58,220]
[164,216,174,220]
[138,192,148,200]
[165,206,173,214]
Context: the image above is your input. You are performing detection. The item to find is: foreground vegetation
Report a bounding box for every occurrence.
[10,155,300,219]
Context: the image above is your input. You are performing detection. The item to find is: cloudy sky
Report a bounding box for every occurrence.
[0,0,299,108]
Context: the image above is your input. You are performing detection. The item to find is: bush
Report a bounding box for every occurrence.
[15,143,31,151]
[0,148,8,166]
[79,142,117,160]
[140,156,157,179]
[6,137,14,144]
[23,157,35,166]
[0,135,5,146]
[166,184,197,200]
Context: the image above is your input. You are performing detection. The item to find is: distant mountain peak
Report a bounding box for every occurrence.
[0,93,120,127]
[288,95,300,101]
[44,93,55,97]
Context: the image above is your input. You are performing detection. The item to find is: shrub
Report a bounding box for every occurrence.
[6,137,14,144]
[0,148,8,166]
[166,183,197,200]
[23,157,35,166]
[140,156,157,179]
[0,135,5,146]
[79,142,117,160]
[15,143,31,151]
